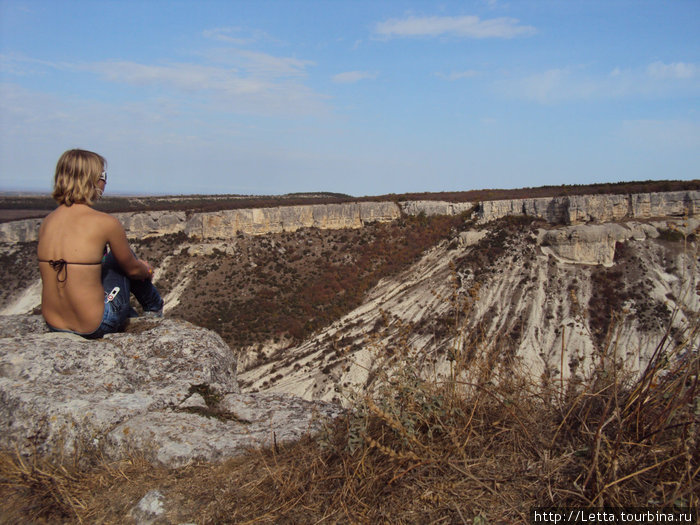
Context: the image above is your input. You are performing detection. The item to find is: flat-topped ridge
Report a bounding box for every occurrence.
[0,190,697,243]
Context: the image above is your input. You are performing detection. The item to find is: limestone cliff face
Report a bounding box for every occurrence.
[398,200,473,217]
[538,222,660,266]
[0,201,401,242]
[1,190,697,242]
[184,201,401,239]
[0,217,41,243]
[476,190,699,225]
[114,210,187,237]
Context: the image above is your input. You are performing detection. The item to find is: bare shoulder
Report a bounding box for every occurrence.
[39,205,61,226]
[38,205,115,259]
[38,206,67,237]
[90,208,120,226]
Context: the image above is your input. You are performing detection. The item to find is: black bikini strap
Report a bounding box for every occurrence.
[39,258,102,283]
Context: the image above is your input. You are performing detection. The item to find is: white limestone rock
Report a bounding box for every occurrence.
[130,490,166,525]
[184,202,401,239]
[1,191,696,243]
[477,197,567,224]
[459,230,488,246]
[538,223,642,266]
[0,217,42,243]
[0,315,340,467]
[115,211,187,239]
[399,200,473,217]
[538,220,699,266]
[239,218,698,403]
[476,191,699,225]
[106,392,340,467]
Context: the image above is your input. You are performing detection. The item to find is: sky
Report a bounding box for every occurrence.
[0,0,698,197]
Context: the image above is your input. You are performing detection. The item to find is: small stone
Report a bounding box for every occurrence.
[130,489,165,525]
[179,393,208,409]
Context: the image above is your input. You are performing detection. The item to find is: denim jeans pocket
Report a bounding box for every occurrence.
[92,298,129,337]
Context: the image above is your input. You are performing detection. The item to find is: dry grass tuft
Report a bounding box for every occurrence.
[0,447,164,524]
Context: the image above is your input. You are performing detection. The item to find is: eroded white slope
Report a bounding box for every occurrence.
[0,279,42,315]
[239,218,699,403]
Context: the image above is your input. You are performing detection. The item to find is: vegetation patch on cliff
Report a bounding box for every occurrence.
[588,237,683,348]
[134,213,466,349]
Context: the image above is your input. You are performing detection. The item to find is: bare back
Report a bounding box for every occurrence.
[38,204,110,332]
[39,200,152,334]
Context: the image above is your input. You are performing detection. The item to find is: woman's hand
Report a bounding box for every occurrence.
[139,259,154,280]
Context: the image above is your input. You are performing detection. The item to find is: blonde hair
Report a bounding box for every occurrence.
[52,149,107,206]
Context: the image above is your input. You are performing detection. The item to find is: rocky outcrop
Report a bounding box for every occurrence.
[115,210,187,238]
[115,190,700,236]
[538,222,662,266]
[398,200,473,217]
[2,191,697,243]
[184,201,401,239]
[476,190,699,225]
[0,217,41,243]
[0,202,401,242]
[0,316,340,467]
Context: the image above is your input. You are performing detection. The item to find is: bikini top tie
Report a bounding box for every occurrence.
[39,258,102,283]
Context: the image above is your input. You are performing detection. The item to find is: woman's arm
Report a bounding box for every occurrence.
[103,215,152,280]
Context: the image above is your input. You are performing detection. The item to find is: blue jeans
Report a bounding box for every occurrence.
[48,252,163,339]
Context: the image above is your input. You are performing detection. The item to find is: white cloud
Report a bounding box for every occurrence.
[437,70,482,81]
[203,27,255,45]
[619,119,700,151]
[0,81,332,195]
[332,71,377,84]
[87,60,328,116]
[506,67,597,103]
[0,52,70,76]
[503,61,700,104]
[87,61,233,91]
[202,27,277,47]
[2,49,328,118]
[374,15,536,39]
[87,59,328,116]
[87,50,313,91]
[646,61,698,80]
[234,49,314,77]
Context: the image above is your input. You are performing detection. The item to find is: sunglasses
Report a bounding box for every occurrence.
[99,171,107,184]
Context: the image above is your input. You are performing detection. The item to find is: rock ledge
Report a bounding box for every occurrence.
[0,315,340,467]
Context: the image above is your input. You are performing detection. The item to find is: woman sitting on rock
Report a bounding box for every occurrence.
[38,149,163,338]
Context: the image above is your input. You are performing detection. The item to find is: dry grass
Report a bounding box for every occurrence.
[1,311,697,524]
